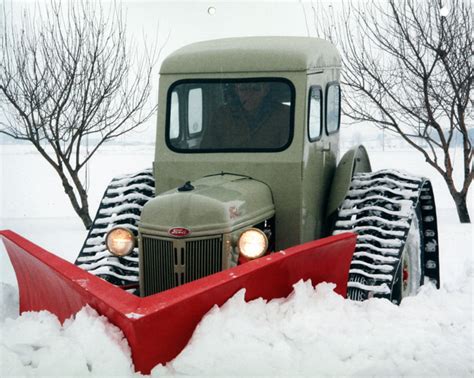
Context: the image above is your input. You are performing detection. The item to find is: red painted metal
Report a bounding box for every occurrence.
[168,227,191,237]
[0,230,356,374]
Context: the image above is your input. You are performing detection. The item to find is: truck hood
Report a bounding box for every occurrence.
[139,174,275,237]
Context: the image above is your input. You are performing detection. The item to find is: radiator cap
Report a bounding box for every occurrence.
[178,181,194,192]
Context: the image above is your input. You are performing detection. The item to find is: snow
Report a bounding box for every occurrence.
[153,280,471,377]
[1,144,473,376]
[0,305,135,377]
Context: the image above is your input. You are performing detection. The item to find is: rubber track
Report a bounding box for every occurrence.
[75,169,155,287]
[332,170,440,302]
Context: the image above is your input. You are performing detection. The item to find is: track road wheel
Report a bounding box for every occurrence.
[332,170,440,304]
[391,205,423,304]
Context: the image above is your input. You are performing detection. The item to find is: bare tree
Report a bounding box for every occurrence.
[313,0,472,223]
[0,0,158,229]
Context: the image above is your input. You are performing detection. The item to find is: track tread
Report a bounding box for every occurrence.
[333,169,440,302]
[75,169,155,286]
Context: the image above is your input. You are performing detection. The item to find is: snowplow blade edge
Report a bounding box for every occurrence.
[1,230,356,374]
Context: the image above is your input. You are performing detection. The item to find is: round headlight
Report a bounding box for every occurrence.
[105,227,135,257]
[238,228,268,259]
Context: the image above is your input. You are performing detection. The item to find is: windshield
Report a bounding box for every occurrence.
[166,79,294,152]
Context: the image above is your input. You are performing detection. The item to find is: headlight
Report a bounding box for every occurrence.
[238,228,268,259]
[105,227,135,257]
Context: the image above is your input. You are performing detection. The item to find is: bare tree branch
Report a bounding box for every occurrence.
[0,0,159,228]
[313,0,472,223]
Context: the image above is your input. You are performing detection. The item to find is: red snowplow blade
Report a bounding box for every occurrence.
[1,230,356,374]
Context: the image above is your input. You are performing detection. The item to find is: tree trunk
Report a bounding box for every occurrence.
[77,208,93,230]
[453,192,471,224]
[69,170,93,230]
[59,173,93,229]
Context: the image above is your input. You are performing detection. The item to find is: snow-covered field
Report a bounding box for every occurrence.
[0,143,472,377]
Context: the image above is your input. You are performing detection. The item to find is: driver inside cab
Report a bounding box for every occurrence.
[201,82,290,149]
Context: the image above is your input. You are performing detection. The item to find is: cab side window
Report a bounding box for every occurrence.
[326,82,341,134]
[188,88,203,135]
[169,91,180,140]
[168,86,203,149]
[308,86,322,141]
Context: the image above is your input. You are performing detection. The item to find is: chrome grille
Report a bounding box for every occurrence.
[140,235,224,296]
[185,238,223,283]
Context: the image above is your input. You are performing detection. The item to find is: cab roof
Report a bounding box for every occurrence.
[160,36,341,74]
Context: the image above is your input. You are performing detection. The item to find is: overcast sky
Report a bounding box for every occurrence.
[124,1,313,62]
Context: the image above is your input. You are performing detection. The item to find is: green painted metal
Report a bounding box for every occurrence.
[326,145,372,219]
[160,37,341,75]
[140,174,275,237]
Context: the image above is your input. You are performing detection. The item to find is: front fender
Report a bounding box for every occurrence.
[326,145,371,219]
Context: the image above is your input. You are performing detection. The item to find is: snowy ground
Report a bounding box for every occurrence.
[0,143,472,377]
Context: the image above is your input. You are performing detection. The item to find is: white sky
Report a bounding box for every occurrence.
[124,1,313,62]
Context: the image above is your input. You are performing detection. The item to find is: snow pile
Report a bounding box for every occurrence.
[154,278,472,377]
[0,306,134,376]
[1,270,472,377]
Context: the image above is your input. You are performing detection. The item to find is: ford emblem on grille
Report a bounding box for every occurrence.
[169,227,190,237]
